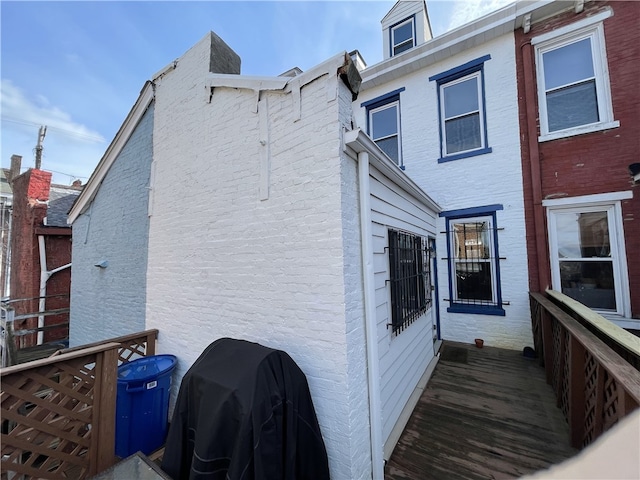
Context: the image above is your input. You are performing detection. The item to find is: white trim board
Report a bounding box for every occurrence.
[542,191,632,207]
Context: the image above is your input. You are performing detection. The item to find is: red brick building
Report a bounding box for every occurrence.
[9,168,81,345]
[516,0,640,324]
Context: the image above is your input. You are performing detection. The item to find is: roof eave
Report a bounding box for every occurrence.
[344,128,441,213]
[68,81,155,224]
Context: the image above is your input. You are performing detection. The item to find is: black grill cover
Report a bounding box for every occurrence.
[161,338,330,480]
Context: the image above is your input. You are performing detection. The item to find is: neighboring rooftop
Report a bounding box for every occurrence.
[46,184,82,227]
[0,169,12,198]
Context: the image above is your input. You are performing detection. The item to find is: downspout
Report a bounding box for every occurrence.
[1,199,11,297]
[38,235,47,344]
[521,41,550,292]
[357,150,385,479]
[37,235,72,344]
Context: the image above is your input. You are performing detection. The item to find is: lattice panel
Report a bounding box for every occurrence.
[551,319,563,397]
[602,370,619,433]
[582,350,598,447]
[560,329,571,420]
[1,356,97,479]
[117,339,150,365]
[530,299,542,357]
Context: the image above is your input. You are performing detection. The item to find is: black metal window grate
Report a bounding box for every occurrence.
[388,229,431,335]
[450,219,496,306]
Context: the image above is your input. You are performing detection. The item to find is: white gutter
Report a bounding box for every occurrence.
[37,235,71,345]
[356,148,384,479]
[344,129,440,212]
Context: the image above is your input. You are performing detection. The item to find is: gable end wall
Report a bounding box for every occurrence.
[69,103,154,346]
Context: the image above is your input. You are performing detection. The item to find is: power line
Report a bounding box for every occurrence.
[1,116,105,143]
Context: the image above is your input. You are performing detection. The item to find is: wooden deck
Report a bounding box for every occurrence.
[385,341,578,480]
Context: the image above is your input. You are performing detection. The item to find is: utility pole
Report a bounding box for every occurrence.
[35,125,47,170]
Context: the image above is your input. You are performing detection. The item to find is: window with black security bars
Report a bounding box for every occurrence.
[388,229,432,335]
[450,218,497,306]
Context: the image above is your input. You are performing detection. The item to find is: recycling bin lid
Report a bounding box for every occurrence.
[118,355,177,384]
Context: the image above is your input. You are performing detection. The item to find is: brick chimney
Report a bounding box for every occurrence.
[9,154,22,184]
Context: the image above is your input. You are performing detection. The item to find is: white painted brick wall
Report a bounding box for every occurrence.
[69,104,153,347]
[146,35,371,479]
[358,34,533,350]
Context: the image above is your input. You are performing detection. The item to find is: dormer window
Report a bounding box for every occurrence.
[391,18,415,56]
[381,2,431,61]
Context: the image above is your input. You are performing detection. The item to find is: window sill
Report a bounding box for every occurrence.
[539,120,620,143]
[437,147,492,164]
[447,304,505,316]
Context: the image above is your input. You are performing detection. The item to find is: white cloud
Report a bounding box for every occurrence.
[447,0,513,32]
[1,79,107,185]
[1,79,105,143]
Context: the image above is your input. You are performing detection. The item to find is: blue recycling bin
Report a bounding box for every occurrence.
[115,355,177,458]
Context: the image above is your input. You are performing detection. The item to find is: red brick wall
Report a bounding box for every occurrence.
[10,170,51,309]
[9,169,73,344]
[516,1,640,317]
[42,234,72,342]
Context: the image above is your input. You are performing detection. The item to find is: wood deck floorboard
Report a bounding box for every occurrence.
[385,341,577,480]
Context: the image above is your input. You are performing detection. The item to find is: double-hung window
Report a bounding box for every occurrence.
[362,88,405,166]
[429,55,492,162]
[388,229,431,335]
[533,12,618,140]
[391,17,415,56]
[545,192,631,317]
[441,205,504,316]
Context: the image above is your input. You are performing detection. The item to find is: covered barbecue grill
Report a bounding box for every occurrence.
[161,338,330,480]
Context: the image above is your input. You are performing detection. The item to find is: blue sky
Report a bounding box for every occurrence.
[1,0,510,185]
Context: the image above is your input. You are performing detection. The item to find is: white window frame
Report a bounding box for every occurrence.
[545,192,631,318]
[533,12,618,142]
[440,71,486,157]
[369,100,401,166]
[391,18,415,56]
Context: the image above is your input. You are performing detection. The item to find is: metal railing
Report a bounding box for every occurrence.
[530,291,640,449]
[1,296,70,368]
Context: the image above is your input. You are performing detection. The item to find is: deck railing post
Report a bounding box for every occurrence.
[89,345,119,475]
[621,389,638,416]
[2,307,18,367]
[146,330,157,356]
[568,336,586,448]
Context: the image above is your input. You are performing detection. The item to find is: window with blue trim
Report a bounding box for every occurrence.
[391,17,415,56]
[441,205,504,316]
[429,55,492,163]
[362,88,405,166]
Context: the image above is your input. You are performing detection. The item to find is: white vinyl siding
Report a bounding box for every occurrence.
[368,165,437,450]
